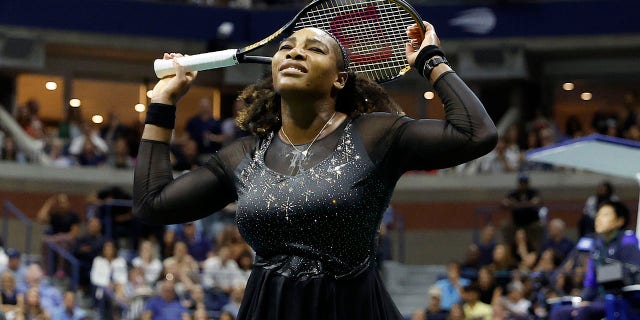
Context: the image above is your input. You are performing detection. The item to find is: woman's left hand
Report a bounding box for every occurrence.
[405,21,441,66]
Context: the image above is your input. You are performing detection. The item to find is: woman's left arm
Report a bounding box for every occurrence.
[394,22,497,171]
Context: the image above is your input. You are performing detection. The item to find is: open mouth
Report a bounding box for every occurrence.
[279,62,307,73]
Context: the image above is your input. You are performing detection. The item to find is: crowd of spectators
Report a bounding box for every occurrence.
[444,91,640,175]
[0,187,253,320]
[6,92,638,177]
[410,178,639,320]
[0,97,248,172]
[1,93,639,320]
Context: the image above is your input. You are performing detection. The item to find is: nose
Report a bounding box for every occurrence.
[286,46,306,60]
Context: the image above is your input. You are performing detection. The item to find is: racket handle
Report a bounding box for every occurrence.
[154,49,239,78]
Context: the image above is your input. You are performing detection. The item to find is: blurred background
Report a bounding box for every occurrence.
[0,0,639,319]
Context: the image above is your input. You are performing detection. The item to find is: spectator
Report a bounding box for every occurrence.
[411,285,448,320]
[461,284,492,320]
[460,244,482,281]
[0,271,23,315]
[171,138,202,172]
[236,249,253,284]
[131,240,163,287]
[107,137,134,169]
[532,248,561,275]
[5,249,27,292]
[447,303,465,320]
[99,112,130,151]
[162,241,199,277]
[68,123,109,159]
[52,290,87,320]
[37,193,81,277]
[0,135,26,163]
[22,287,51,320]
[580,181,618,238]
[559,116,585,142]
[185,97,224,158]
[220,99,249,146]
[214,225,251,262]
[475,224,497,268]
[511,228,537,272]
[479,136,519,173]
[15,100,45,140]
[141,280,190,320]
[162,241,199,302]
[488,244,517,293]
[90,240,127,314]
[201,246,243,310]
[57,107,83,143]
[177,223,211,263]
[75,138,108,167]
[73,217,106,293]
[92,186,137,250]
[591,108,619,136]
[434,261,471,312]
[123,267,154,320]
[42,138,76,168]
[496,281,531,320]
[476,266,497,305]
[501,173,544,252]
[23,264,62,316]
[182,284,216,315]
[540,218,575,262]
[160,229,177,261]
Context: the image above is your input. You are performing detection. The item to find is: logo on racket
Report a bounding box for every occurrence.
[329,5,393,65]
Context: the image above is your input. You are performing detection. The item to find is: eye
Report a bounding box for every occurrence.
[308,47,325,54]
[278,44,293,50]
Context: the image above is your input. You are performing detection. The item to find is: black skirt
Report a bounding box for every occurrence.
[237,265,404,320]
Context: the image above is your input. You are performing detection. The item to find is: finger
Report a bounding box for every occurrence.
[173,58,186,81]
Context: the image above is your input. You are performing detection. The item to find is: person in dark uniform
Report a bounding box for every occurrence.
[133,22,497,320]
[550,200,640,320]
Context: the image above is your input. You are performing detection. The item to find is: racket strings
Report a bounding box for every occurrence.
[294,0,420,82]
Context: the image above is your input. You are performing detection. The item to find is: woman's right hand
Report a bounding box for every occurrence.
[405,21,441,67]
[150,53,198,105]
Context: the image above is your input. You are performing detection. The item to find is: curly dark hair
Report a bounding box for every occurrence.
[235,72,404,137]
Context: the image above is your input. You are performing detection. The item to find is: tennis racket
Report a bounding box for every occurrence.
[154,0,425,83]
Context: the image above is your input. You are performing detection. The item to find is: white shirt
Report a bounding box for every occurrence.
[202,256,243,290]
[90,256,128,287]
[68,133,109,156]
[131,256,163,285]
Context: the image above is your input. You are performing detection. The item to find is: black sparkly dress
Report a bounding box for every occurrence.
[133,72,497,320]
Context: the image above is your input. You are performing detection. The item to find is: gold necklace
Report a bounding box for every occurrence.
[280,112,337,158]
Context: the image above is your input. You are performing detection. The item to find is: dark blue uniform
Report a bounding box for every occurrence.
[551,230,640,320]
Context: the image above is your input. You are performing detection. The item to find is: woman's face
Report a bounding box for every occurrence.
[174,242,187,258]
[103,242,116,258]
[1,273,15,290]
[595,204,624,234]
[271,28,346,97]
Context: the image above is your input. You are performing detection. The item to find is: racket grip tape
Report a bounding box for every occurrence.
[154,49,240,78]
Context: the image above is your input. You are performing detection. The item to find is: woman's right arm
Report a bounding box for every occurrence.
[133,54,236,225]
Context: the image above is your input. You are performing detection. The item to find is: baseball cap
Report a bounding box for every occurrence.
[6,248,20,259]
[428,286,442,298]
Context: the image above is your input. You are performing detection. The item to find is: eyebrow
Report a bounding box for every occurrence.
[280,36,330,48]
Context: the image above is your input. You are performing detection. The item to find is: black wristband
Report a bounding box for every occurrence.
[414,45,446,78]
[145,103,176,129]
